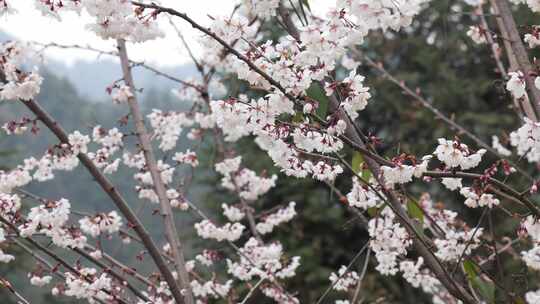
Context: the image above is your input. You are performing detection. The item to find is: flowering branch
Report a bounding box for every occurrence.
[116,38,194,304]
[4,93,186,303]
[490,0,540,120]
[360,53,532,180]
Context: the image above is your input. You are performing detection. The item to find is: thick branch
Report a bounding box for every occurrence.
[12,97,185,304]
[490,0,540,121]
[116,39,193,304]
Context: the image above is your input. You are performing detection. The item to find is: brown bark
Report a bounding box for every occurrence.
[116,39,194,304]
[491,0,540,121]
[15,97,186,303]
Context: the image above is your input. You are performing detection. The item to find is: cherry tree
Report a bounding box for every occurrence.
[1,0,540,303]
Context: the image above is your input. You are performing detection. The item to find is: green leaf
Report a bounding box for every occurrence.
[514,297,526,304]
[463,260,495,303]
[292,111,305,123]
[305,82,329,118]
[351,152,372,180]
[367,207,378,217]
[473,277,495,304]
[463,260,477,280]
[406,200,424,225]
[361,167,372,181]
[351,152,363,174]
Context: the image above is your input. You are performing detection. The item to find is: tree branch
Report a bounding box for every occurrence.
[10,95,186,303]
[116,39,194,304]
[490,0,540,121]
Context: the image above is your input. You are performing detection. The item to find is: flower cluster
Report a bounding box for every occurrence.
[2,129,90,186]
[434,138,486,169]
[460,187,500,208]
[29,275,53,287]
[221,204,245,222]
[148,110,194,151]
[194,219,245,242]
[262,285,299,304]
[132,160,174,203]
[0,41,42,101]
[329,266,359,291]
[68,131,90,155]
[79,211,122,237]
[10,1,164,41]
[63,267,113,302]
[0,221,14,263]
[19,198,88,249]
[418,194,484,277]
[368,209,412,275]
[524,26,540,48]
[173,149,199,167]
[510,118,540,163]
[166,189,189,210]
[111,85,133,104]
[325,70,372,120]
[89,126,124,174]
[526,289,540,304]
[506,71,526,99]
[399,258,441,294]
[2,117,35,135]
[520,216,540,270]
[346,177,382,209]
[227,238,301,282]
[216,156,278,201]
[466,26,487,44]
[191,279,232,300]
[434,222,483,262]
[256,202,297,235]
[522,246,540,270]
[380,155,431,187]
[195,249,219,267]
[0,192,21,218]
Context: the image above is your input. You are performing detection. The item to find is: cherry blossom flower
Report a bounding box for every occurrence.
[256,202,296,235]
[466,26,487,44]
[526,289,540,304]
[222,204,245,222]
[346,177,382,209]
[194,220,245,242]
[506,71,527,99]
[79,211,122,237]
[433,138,486,170]
[492,135,512,157]
[29,275,52,287]
[111,85,133,104]
[329,266,359,291]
